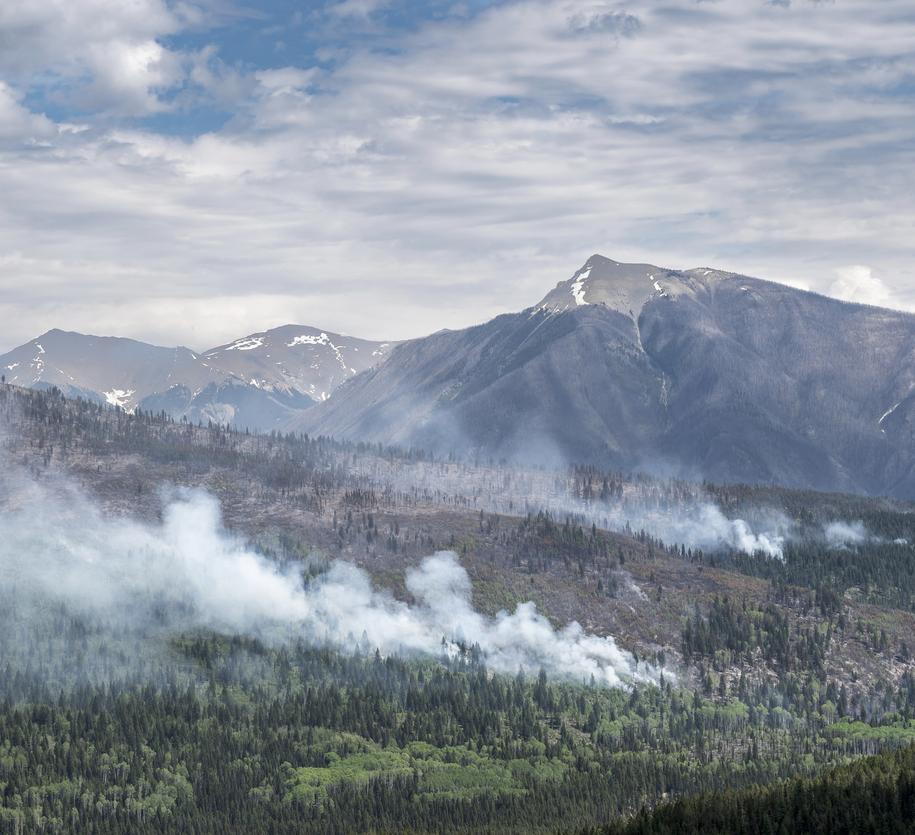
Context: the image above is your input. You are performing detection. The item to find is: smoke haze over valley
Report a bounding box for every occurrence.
[2,373,915,832]
[0,462,656,688]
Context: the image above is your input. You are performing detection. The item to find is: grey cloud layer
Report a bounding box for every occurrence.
[1,0,915,349]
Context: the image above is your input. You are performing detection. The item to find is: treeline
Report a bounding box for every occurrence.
[710,539,915,614]
[592,742,915,835]
[569,464,915,614]
[0,384,431,511]
[569,465,915,534]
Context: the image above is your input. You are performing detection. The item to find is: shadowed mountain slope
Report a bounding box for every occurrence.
[295,255,915,497]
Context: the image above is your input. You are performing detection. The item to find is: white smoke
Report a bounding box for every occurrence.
[820,520,909,548]
[355,455,790,558]
[0,479,658,688]
[627,503,788,559]
[823,520,869,548]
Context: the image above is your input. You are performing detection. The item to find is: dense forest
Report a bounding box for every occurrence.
[1,384,915,832]
[1,607,914,834]
[592,741,915,834]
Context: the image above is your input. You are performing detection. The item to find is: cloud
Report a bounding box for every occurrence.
[255,67,318,94]
[329,0,390,19]
[828,265,900,310]
[0,81,55,141]
[0,0,188,116]
[2,0,915,348]
[567,8,642,35]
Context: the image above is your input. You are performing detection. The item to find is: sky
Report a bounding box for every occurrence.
[1,0,915,351]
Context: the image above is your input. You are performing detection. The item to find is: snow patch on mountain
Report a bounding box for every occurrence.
[104,389,136,409]
[879,402,902,424]
[224,337,264,352]
[570,268,591,306]
[287,333,331,347]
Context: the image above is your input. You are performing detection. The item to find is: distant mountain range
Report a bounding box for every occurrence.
[6,254,915,497]
[0,325,394,430]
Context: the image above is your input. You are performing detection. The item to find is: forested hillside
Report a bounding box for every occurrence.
[2,383,915,832]
[593,742,915,835]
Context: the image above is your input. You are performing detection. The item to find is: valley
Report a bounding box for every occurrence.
[5,4,913,831]
[2,383,914,832]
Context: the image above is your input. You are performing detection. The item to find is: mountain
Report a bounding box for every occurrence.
[536,256,697,316]
[201,324,393,403]
[0,329,219,409]
[0,325,394,431]
[293,255,915,497]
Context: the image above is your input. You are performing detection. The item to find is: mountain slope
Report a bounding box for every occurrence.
[294,255,915,497]
[0,325,394,431]
[296,304,665,467]
[202,324,393,403]
[0,329,218,410]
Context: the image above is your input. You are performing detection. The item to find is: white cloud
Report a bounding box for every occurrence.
[0,0,188,115]
[329,0,390,19]
[828,265,900,310]
[80,37,182,115]
[2,0,915,349]
[0,82,55,141]
[254,67,318,93]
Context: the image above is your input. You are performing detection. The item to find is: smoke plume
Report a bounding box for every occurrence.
[0,476,657,688]
[606,502,789,559]
[353,456,791,558]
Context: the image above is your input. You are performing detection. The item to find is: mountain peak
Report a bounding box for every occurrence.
[537,255,688,319]
[584,253,618,267]
[200,324,396,403]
